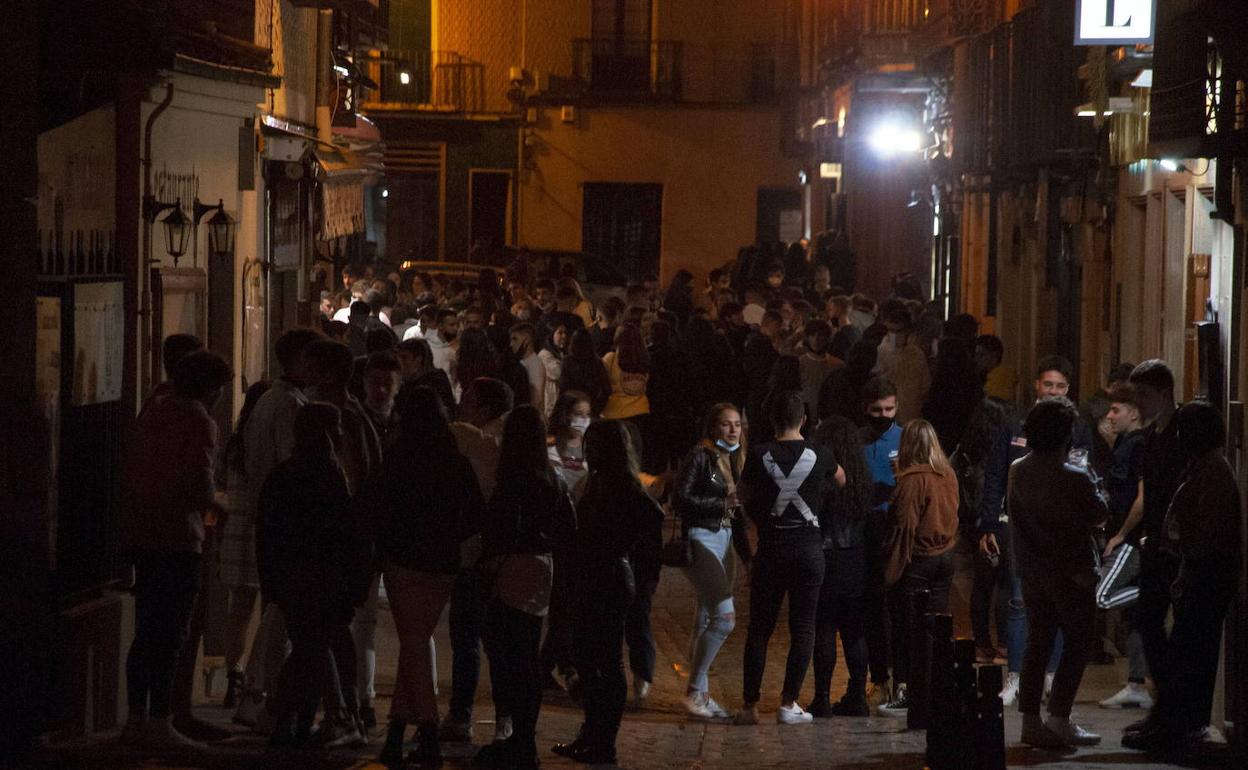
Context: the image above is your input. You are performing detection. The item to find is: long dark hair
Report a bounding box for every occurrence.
[560,329,610,408]
[455,328,499,386]
[959,397,1009,461]
[814,415,872,519]
[549,389,591,451]
[613,324,650,374]
[581,420,645,518]
[396,386,455,453]
[494,405,555,499]
[227,380,272,473]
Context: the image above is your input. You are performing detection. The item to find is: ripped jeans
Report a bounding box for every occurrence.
[684,526,737,694]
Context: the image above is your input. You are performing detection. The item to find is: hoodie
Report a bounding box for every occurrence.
[425,329,457,381]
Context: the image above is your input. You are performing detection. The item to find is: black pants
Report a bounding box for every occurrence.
[574,561,635,751]
[540,553,575,679]
[1019,572,1096,719]
[1137,549,1181,705]
[272,606,352,728]
[864,512,891,684]
[1154,558,1238,733]
[813,557,867,700]
[484,600,544,759]
[448,567,491,722]
[171,532,221,717]
[126,551,201,719]
[970,534,1010,651]
[888,551,953,687]
[625,577,658,683]
[743,539,824,704]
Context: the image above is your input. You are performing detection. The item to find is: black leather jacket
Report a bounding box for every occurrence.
[673,445,738,531]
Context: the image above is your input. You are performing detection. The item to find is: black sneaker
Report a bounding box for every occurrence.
[830,692,871,717]
[876,685,910,717]
[806,698,834,718]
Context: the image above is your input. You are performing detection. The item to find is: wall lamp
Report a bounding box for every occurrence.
[143,195,190,262]
[194,198,237,257]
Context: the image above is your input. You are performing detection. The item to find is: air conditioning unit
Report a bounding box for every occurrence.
[561,105,577,124]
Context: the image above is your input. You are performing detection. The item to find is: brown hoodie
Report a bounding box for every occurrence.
[880,464,960,586]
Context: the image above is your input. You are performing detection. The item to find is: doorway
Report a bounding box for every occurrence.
[469,169,511,259]
[582,182,662,280]
[756,187,804,247]
[387,172,441,261]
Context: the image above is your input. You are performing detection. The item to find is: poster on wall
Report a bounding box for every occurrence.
[72,281,124,405]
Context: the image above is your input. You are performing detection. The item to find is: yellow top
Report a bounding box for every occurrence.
[984,364,1018,403]
[601,351,650,419]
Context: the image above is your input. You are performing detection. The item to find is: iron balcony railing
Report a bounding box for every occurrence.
[572,37,683,99]
[359,49,484,112]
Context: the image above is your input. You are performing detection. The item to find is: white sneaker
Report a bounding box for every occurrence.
[1000,672,1020,707]
[1099,682,1153,710]
[1043,716,1101,746]
[1043,672,1054,700]
[140,716,206,751]
[633,673,651,706]
[683,692,730,719]
[493,715,513,743]
[776,703,813,725]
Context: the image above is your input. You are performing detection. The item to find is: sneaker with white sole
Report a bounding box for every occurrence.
[1000,672,1020,707]
[493,715,513,743]
[1044,716,1101,746]
[1099,682,1153,710]
[1043,672,1054,700]
[141,716,206,751]
[877,684,909,717]
[683,692,730,720]
[776,703,813,725]
[633,673,652,707]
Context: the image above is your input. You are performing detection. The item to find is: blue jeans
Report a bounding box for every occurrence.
[684,527,736,694]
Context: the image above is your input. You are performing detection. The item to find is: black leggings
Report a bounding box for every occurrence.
[484,599,544,759]
[272,605,356,727]
[743,539,825,704]
[812,564,867,699]
[574,564,635,751]
[126,552,201,719]
[888,551,954,687]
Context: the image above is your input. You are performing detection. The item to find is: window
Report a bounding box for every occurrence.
[582,183,662,280]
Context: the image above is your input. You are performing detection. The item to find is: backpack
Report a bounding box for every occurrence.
[949,445,984,532]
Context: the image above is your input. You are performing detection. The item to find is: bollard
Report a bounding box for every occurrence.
[906,588,932,730]
[925,614,956,769]
[974,665,1006,770]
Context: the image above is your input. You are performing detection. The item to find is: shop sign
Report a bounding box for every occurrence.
[1075,0,1155,45]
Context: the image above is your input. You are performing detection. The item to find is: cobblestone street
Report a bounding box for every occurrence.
[31,545,1227,769]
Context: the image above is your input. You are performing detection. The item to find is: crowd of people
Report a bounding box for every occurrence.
[119,249,1241,767]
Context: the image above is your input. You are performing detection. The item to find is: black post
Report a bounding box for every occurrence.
[925,614,956,768]
[907,588,932,730]
[975,664,1007,770]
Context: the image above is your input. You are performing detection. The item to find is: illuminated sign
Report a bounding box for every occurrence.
[1075,0,1155,45]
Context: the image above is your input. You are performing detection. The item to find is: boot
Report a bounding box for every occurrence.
[380,719,407,767]
[406,720,442,768]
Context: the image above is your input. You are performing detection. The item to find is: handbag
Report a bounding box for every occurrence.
[660,512,691,568]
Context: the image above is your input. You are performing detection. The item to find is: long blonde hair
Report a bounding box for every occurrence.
[897,419,952,475]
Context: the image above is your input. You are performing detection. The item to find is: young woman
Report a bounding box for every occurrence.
[877,419,961,717]
[736,391,844,726]
[547,390,593,492]
[476,406,577,770]
[375,388,484,768]
[808,416,874,717]
[538,322,569,420]
[601,325,650,421]
[216,380,271,709]
[671,403,749,720]
[257,402,362,749]
[554,421,664,765]
[559,329,611,415]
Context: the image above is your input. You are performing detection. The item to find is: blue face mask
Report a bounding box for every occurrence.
[716,439,741,453]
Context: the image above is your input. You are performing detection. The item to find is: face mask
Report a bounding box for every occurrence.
[716,438,741,453]
[570,416,591,433]
[868,415,895,433]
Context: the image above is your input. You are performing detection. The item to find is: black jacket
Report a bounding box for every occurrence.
[673,445,737,530]
[373,437,484,574]
[483,471,576,558]
[573,485,665,595]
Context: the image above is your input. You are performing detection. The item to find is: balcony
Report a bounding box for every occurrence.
[358,49,484,113]
[572,38,683,100]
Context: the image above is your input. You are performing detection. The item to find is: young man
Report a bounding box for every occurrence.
[1009,398,1108,748]
[1119,360,1186,749]
[425,308,460,378]
[1124,402,1241,755]
[444,378,515,743]
[797,320,842,421]
[736,391,845,725]
[1096,383,1151,710]
[742,310,784,430]
[121,351,232,749]
[859,377,903,707]
[509,323,547,415]
[874,306,930,425]
[978,354,1093,705]
[361,352,402,447]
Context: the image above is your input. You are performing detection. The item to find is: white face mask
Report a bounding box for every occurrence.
[570,416,592,433]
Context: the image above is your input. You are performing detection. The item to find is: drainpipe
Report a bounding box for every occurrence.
[140,82,174,398]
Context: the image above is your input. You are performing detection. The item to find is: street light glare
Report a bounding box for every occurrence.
[868,122,923,156]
